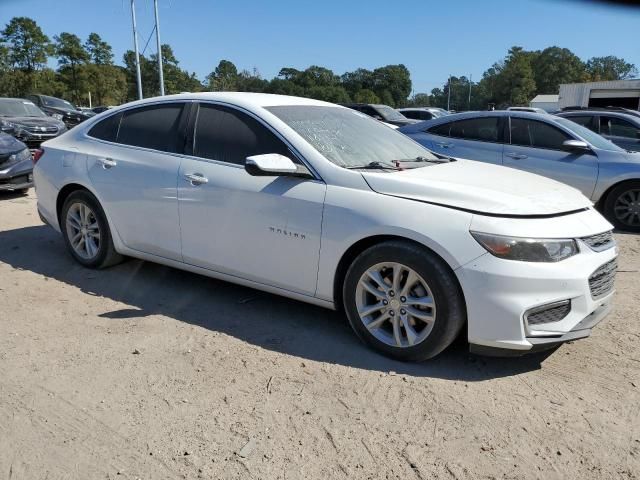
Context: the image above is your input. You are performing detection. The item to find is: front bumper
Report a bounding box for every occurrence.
[456,229,617,355]
[0,158,33,191]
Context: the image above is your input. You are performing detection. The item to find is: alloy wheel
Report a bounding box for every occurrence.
[613,188,640,228]
[65,202,101,260]
[355,262,436,348]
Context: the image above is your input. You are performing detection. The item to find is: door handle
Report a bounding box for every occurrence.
[184,173,208,185]
[436,142,453,148]
[98,157,117,169]
[505,152,528,160]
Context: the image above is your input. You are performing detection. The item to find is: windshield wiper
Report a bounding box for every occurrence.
[398,156,451,164]
[345,161,400,170]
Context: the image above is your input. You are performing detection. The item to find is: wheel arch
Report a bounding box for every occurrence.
[332,234,464,311]
[596,178,640,210]
[56,183,92,228]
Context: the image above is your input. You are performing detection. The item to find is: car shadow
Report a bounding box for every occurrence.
[0,224,558,380]
[0,190,30,200]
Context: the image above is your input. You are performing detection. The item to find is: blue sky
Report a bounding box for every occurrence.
[3,0,639,93]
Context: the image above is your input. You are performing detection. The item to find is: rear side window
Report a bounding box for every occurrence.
[401,110,419,120]
[600,116,638,139]
[428,122,452,136]
[565,115,595,131]
[193,104,291,165]
[116,103,185,153]
[510,118,570,150]
[448,117,499,142]
[87,113,122,142]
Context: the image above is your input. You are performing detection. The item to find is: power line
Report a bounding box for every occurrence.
[141,24,156,56]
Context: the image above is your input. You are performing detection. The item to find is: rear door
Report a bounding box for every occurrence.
[598,115,640,152]
[503,116,598,197]
[86,102,190,260]
[427,116,504,165]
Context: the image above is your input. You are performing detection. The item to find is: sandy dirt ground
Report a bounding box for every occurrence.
[0,190,639,480]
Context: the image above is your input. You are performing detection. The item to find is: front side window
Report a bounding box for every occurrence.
[510,118,570,150]
[449,117,500,142]
[266,105,437,168]
[193,104,291,165]
[116,103,185,153]
[600,116,639,139]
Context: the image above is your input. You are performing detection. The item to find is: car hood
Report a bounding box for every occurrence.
[0,132,27,154]
[4,116,65,128]
[362,159,592,216]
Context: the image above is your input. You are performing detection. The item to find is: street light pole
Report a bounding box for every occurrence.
[447,75,451,111]
[130,0,143,100]
[154,0,165,96]
[468,74,472,110]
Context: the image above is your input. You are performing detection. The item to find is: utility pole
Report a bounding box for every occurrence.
[468,74,472,110]
[447,75,451,111]
[130,0,143,100]
[154,0,165,96]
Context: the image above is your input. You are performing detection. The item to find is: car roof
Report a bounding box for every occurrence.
[120,92,339,110]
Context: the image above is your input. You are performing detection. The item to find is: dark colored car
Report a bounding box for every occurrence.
[26,94,91,129]
[92,106,111,114]
[0,98,67,150]
[0,132,33,193]
[556,109,640,152]
[339,103,420,127]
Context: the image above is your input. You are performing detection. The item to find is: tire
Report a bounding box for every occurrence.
[60,190,123,269]
[603,180,640,233]
[342,240,466,362]
[17,188,30,195]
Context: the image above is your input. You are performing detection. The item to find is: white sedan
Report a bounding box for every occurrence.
[33,93,617,361]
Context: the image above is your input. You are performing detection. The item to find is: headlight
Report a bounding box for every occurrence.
[52,113,64,120]
[5,148,31,167]
[471,231,578,262]
[1,119,16,133]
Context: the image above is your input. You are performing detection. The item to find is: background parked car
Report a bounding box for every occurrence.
[91,106,112,114]
[397,107,446,121]
[556,109,640,152]
[26,94,91,129]
[0,98,66,150]
[0,132,33,193]
[77,107,97,117]
[339,103,419,127]
[399,111,640,231]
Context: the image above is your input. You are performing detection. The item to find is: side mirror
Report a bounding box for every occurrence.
[562,139,591,152]
[245,153,299,177]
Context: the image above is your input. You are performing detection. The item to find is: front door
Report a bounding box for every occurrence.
[503,117,598,198]
[177,103,326,296]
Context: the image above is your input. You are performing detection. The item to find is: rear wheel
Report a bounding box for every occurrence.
[61,190,123,268]
[343,241,465,361]
[603,181,640,232]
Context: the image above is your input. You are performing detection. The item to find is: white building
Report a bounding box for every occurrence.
[529,94,559,112]
[558,79,640,110]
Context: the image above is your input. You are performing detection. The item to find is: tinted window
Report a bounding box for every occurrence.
[428,122,452,136]
[117,103,185,153]
[566,115,595,131]
[510,118,569,150]
[88,113,122,142]
[449,117,499,142]
[600,116,638,139]
[401,110,420,120]
[193,104,290,165]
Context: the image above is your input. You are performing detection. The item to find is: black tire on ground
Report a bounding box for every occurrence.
[17,188,30,194]
[342,240,466,362]
[60,190,123,269]
[603,180,640,233]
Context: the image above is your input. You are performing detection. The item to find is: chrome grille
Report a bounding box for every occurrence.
[526,300,571,326]
[581,231,614,252]
[25,125,58,134]
[589,259,617,299]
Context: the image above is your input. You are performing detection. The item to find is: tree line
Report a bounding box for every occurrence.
[0,16,637,109]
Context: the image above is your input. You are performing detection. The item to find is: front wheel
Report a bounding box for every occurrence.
[603,181,640,232]
[342,241,466,361]
[61,190,123,268]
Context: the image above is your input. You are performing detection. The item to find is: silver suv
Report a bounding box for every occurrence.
[399,111,640,231]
